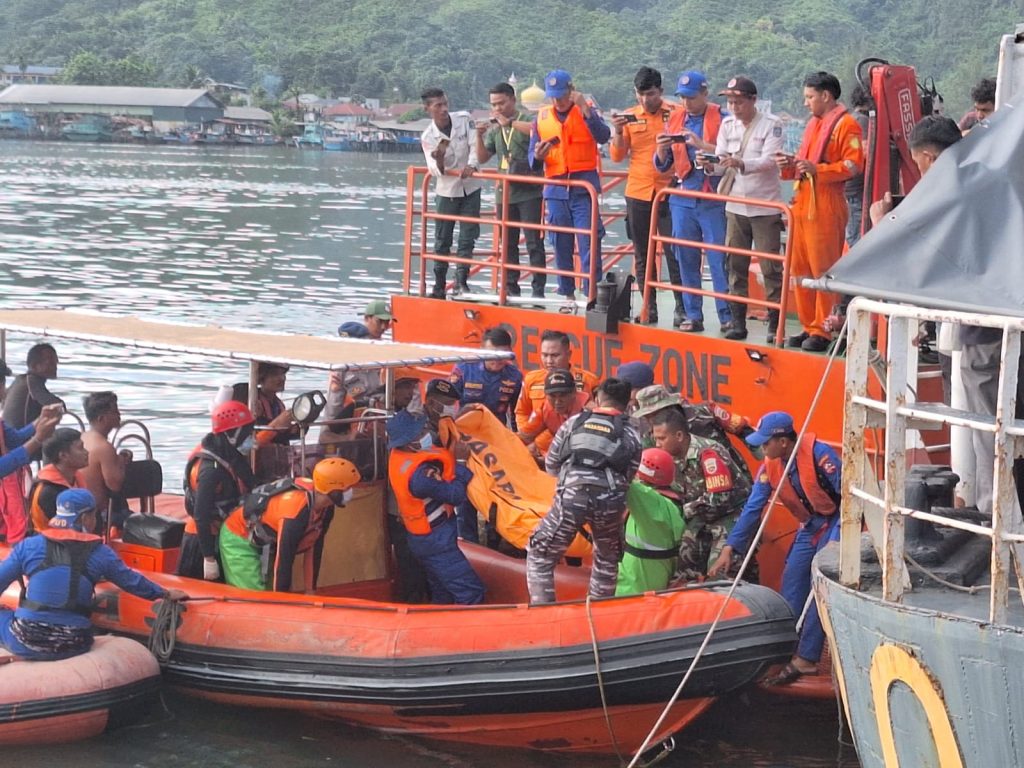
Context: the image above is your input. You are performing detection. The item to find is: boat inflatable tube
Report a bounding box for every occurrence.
[0,634,161,745]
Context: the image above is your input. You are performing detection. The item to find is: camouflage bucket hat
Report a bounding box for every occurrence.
[633,385,682,419]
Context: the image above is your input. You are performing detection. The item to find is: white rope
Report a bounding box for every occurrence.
[626,322,849,767]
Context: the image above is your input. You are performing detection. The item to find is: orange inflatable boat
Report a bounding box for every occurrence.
[0,635,160,745]
[75,541,794,755]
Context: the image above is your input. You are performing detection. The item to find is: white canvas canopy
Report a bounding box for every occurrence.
[0,309,511,371]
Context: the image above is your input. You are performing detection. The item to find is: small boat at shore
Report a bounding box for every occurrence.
[0,308,796,756]
[0,635,161,745]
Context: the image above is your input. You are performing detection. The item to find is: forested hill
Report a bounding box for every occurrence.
[0,0,1018,113]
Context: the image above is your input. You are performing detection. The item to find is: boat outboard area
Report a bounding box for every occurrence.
[808,28,1024,766]
[0,308,796,755]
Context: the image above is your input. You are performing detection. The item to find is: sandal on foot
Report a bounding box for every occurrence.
[558,301,578,315]
[678,320,704,333]
[763,662,809,687]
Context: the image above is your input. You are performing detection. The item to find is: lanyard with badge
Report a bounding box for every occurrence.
[499,116,518,171]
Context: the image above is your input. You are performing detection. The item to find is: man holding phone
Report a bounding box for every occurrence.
[420,87,482,298]
[609,66,685,326]
[774,71,863,352]
[654,71,731,334]
[475,82,546,298]
[529,69,611,307]
[708,76,786,342]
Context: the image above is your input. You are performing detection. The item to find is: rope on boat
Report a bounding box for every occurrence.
[148,595,187,663]
[625,322,850,768]
[585,593,626,766]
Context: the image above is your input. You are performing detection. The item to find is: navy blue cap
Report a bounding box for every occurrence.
[386,410,428,449]
[616,361,655,391]
[745,411,795,447]
[337,321,370,339]
[675,70,708,98]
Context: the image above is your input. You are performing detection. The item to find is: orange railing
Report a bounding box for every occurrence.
[403,167,631,303]
[403,166,794,342]
[647,186,795,346]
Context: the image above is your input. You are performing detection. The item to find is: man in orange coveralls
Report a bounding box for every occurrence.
[776,71,864,352]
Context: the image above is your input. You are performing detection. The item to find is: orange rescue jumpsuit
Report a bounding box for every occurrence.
[782,107,864,338]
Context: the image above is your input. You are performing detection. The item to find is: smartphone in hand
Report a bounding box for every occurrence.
[697,152,719,164]
[664,134,688,142]
[547,136,561,146]
[615,113,639,123]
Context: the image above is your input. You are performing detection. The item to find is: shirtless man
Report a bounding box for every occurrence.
[81,391,130,526]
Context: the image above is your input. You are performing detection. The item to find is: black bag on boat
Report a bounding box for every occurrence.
[121,513,186,549]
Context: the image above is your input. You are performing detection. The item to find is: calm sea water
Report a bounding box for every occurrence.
[0,141,858,767]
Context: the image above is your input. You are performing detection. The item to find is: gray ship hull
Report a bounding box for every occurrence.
[814,552,1024,768]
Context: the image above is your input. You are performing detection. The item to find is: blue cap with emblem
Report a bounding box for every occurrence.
[745,411,796,447]
[52,488,97,531]
[544,69,573,98]
[616,361,655,391]
[675,70,708,98]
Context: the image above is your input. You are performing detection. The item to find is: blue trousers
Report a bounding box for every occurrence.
[670,199,730,324]
[781,513,839,663]
[546,189,604,297]
[404,516,485,605]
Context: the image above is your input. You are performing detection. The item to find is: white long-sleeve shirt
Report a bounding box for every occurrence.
[712,112,785,218]
[421,111,483,198]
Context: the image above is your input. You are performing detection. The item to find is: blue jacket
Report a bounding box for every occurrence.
[0,421,36,479]
[0,531,167,628]
[451,362,523,430]
[726,441,842,554]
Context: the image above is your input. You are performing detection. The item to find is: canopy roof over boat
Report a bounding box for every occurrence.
[0,309,510,371]
[818,95,1024,316]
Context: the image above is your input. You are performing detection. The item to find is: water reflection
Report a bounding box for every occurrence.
[0,142,412,478]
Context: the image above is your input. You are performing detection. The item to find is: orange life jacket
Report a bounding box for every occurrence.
[536,105,599,177]
[665,103,723,185]
[27,464,81,533]
[388,446,456,536]
[797,104,848,164]
[182,443,250,536]
[763,433,838,523]
[223,477,320,545]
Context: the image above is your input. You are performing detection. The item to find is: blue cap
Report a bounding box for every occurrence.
[745,411,795,447]
[52,488,97,530]
[338,321,370,339]
[386,409,428,450]
[544,69,573,98]
[675,71,708,98]
[616,362,655,391]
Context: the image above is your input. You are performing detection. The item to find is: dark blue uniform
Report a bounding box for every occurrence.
[450,361,523,430]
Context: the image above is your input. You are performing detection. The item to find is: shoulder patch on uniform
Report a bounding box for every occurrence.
[850,136,860,149]
[773,125,783,137]
[818,455,837,474]
[700,448,734,492]
[759,471,769,483]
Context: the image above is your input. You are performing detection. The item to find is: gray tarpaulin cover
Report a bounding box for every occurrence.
[817,96,1024,316]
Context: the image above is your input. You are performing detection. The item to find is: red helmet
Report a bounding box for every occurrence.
[211,401,255,434]
[637,447,675,488]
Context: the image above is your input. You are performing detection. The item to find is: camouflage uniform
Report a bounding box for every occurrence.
[671,434,755,583]
[527,410,642,604]
[632,385,761,470]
